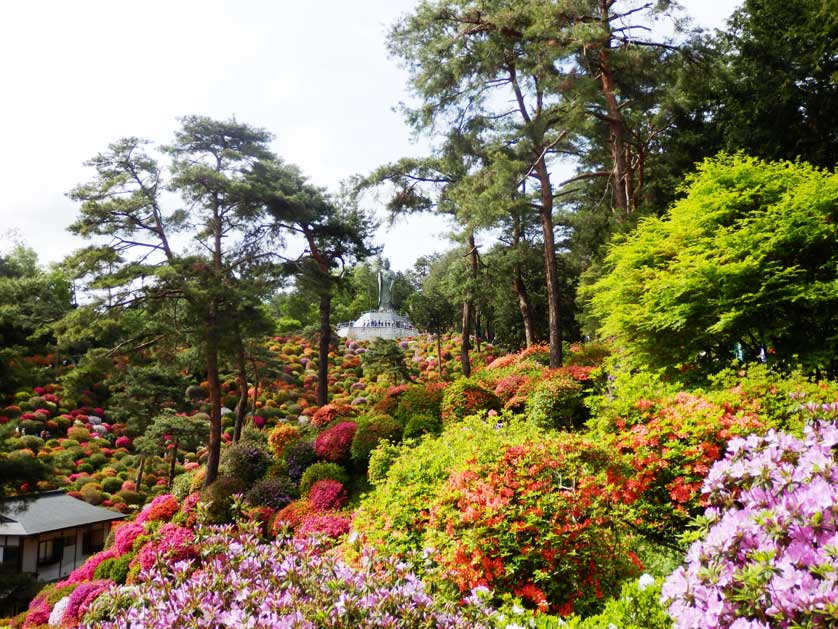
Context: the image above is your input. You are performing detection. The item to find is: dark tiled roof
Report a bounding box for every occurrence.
[0,491,126,536]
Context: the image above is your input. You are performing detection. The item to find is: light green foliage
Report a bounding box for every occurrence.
[564,578,673,629]
[583,155,838,377]
[350,414,403,468]
[526,373,586,431]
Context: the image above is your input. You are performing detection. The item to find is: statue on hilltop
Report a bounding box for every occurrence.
[377,259,395,312]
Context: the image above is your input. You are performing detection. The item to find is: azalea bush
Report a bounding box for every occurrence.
[439,379,501,424]
[81,523,502,628]
[662,420,838,628]
[354,415,641,616]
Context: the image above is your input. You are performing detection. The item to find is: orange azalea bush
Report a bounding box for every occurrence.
[267,423,300,457]
[310,403,357,428]
[353,415,640,617]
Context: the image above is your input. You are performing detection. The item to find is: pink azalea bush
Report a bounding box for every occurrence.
[662,420,838,628]
[81,523,501,628]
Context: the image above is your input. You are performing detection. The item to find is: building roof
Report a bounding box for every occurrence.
[0,491,126,536]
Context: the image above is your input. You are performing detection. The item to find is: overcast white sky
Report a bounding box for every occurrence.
[0,0,741,272]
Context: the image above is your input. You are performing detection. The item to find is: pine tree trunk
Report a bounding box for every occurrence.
[168,436,179,487]
[513,267,536,347]
[317,291,331,407]
[233,336,247,443]
[436,333,444,379]
[203,332,223,489]
[134,454,145,489]
[535,160,563,368]
[597,0,631,218]
[460,300,471,377]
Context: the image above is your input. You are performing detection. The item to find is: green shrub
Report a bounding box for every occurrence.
[171,472,194,499]
[109,553,133,584]
[367,442,402,487]
[394,383,445,423]
[101,477,123,494]
[220,441,271,484]
[88,452,108,469]
[19,419,44,434]
[439,379,501,424]
[94,557,117,580]
[117,489,143,505]
[564,578,672,629]
[299,462,348,496]
[79,482,104,505]
[18,435,44,452]
[403,413,442,440]
[350,415,403,467]
[526,373,586,430]
[201,477,247,524]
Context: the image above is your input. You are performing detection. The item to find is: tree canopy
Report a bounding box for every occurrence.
[582,154,838,378]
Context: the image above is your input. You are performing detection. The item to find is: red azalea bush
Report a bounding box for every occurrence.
[134,523,195,573]
[604,392,765,538]
[440,379,501,424]
[308,479,348,511]
[426,437,639,615]
[374,384,411,416]
[296,512,352,540]
[313,421,357,462]
[63,579,114,625]
[113,522,145,554]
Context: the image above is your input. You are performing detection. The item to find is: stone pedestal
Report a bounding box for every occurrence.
[336,309,418,341]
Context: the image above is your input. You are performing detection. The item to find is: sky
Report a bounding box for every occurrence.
[0,0,742,272]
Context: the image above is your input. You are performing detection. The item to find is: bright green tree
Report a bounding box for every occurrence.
[582,154,838,378]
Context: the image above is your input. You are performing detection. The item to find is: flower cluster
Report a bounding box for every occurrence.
[82,525,499,628]
[135,493,179,524]
[308,479,348,511]
[662,421,838,628]
[310,402,357,428]
[313,421,357,462]
[266,422,300,457]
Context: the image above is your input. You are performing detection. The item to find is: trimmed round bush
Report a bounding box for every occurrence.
[299,462,349,496]
[101,477,123,494]
[308,479,348,512]
[246,476,299,510]
[403,413,442,440]
[220,441,271,484]
[526,372,586,430]
[394,383,445,423]
[313,421,357,463]
[284,439,316,481]
[201,477,247,524]
[350,415,403,467]
[440,379,501,424]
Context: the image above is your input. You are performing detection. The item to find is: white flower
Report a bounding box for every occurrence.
[638,573,656,591]
[511,604,525,615]
[48,596,69,626]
